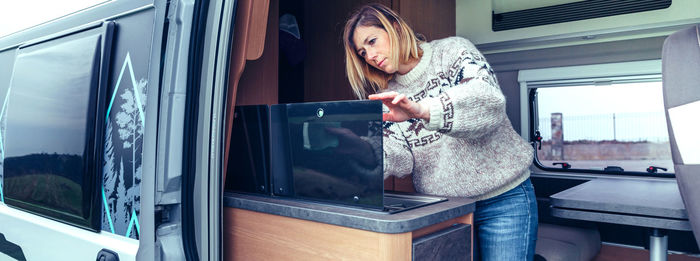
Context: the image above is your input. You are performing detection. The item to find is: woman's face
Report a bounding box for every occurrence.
[352,25,395,74]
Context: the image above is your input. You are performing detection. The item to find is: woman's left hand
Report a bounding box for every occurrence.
[368,91,430,122]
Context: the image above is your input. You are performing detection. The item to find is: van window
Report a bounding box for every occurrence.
[0,0,106,37]
[519,60,673,177]
[2,23,112,230]
[533,81,673,175]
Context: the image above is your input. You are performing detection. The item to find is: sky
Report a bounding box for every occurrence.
[537,81,666,117]
[536,81,670,142]
[0,0,106,38]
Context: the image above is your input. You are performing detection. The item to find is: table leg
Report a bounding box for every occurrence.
[649,228,668,261]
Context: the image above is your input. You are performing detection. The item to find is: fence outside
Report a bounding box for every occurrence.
[537,111,669,143]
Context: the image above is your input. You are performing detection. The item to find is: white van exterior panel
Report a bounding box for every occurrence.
[0,204,138,260]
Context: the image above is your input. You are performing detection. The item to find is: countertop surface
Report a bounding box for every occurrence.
[224,192,476,233]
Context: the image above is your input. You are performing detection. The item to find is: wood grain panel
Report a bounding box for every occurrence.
[384,176,395,190]
[394,174,416,193]
[224,208,411,261]
[395,0,456,41]
[302,0,391,102]
[246,0,270,60]
[235,0,279,106]
[412,213,473,239]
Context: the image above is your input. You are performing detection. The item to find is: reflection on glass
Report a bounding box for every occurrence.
[535,82,673,173]
[0,0,108,37]
[4,33,100,219]
[225,105,270,194]
[284,101,384,209]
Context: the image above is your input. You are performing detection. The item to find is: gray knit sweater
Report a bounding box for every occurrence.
[381,36,533,200]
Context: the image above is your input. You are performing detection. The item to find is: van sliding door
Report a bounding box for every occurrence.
[0,0,183,260]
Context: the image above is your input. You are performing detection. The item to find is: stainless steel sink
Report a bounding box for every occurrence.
[382,192,448,214]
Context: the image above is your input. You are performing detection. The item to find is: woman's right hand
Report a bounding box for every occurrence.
[368,91,430,122]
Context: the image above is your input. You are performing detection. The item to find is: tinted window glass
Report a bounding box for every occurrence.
[225,105,270,194]
[281,100,384,210]
[534,81,673,174]
[3,25,108,229]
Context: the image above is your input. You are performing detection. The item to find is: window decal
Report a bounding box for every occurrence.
[102,52,146,239]
[0,88,10,203]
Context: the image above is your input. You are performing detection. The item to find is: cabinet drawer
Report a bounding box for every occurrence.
[412,224,471,261]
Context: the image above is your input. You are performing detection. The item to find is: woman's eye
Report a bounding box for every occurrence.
[369,38,376,45]
[359,51,366,57]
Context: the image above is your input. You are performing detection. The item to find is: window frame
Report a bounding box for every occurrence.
[2,21,113,231]
[518,59,675,178]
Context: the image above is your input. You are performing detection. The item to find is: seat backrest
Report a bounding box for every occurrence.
[661,24,700,247]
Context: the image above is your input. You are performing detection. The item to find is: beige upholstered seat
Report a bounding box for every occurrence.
[662,24,700,248]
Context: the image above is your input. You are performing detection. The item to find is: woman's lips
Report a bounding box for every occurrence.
[378,58,385,67]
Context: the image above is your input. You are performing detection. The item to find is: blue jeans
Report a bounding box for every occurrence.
[473,178,538,261]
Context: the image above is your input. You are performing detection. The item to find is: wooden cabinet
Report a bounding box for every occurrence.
[224,208,472,261]
[299,0,391,102]
[299,0,456,102]
[234,0,279,106]
[393,0,456,43]
[232,0,456,105]
[384,174,417,193]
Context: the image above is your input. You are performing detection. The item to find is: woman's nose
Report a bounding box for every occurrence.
[367,49,377,61]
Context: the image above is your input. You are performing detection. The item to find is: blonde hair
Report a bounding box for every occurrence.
[343,3,423,99]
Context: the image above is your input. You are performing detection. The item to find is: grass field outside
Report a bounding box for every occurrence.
[3,174,83,216]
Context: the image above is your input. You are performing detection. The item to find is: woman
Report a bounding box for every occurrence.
[343,4,537,261]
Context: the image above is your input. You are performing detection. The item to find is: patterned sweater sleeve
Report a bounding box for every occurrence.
[380,120,414,179]
[419,37,506,139]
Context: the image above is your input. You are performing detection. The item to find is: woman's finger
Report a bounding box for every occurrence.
[368,91,398,100]
[391,93,406,104]
[377,99,393,108]
[382,113,395,122]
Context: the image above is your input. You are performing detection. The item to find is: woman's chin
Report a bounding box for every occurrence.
[380,66,396,74]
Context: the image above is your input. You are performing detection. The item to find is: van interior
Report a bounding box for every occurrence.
[222,0,700,261]
[1,0,699,260]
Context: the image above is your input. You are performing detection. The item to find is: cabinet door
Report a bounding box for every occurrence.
[395,0,456,42]
[302,0,391,102]
[413,224,471,261]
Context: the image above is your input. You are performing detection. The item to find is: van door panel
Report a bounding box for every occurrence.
[102,8,155,240]
[0,1,167,260]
